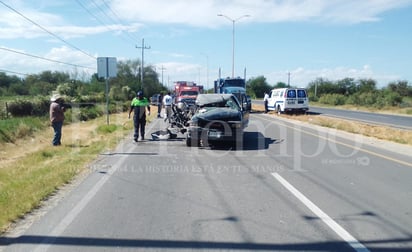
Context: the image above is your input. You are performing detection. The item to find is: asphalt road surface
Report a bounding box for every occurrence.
[308,106,412,130]
[1,114,412,252]
[253,100,412,130]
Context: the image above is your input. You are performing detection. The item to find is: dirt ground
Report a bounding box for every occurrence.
[0,119,103,169]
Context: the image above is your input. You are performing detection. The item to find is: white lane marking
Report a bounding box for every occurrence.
[271,172,370,252]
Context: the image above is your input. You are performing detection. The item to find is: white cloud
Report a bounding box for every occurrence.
[1,1,409,38]
[0,21,142,40]
[110,0,412,26]
[155,61,201,80]
[0,2,142,39]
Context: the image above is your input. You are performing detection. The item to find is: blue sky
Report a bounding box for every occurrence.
[0,0,411,90]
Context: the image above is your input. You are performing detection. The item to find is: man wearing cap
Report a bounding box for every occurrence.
[49,94,65,146]
[129,91,150,142]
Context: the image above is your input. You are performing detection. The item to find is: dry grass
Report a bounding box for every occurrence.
[292,114,411,145]
[0,106,160,170]
[252,104,412,146]
[0,112,137,233]
[1,118,109,169]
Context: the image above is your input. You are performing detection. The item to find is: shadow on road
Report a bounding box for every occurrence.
[209,131,283,151]
[1,235,411,251]
[242,131,283,151]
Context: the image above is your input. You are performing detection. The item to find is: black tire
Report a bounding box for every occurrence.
[186,137,192,147]
[277,105,282,115]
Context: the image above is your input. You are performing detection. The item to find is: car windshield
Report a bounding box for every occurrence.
[222,87,245,94]
[222,79,245,88]
[196,94,241,110]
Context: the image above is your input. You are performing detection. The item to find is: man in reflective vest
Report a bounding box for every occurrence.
[128,91,150,142]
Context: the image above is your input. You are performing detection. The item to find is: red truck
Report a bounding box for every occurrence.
[174,81,203,105]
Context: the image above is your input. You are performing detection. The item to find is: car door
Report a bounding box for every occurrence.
[239,93,249,128]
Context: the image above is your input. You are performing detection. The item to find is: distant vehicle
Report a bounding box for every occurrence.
[186,93,249,148]
[267,88,309,114]
[214,77,251,112]
[174,81,203,106]
[150,94,162,105]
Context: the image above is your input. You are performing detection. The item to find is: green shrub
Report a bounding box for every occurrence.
[32,97,51,116]
[318,93,346,105]
[308,93,319,102]
[0,117,46,143]
[64,105,103,123]
[7,100,34,116]
[6,97,51,117]
[346,94,360,105]
[357,92,377,106]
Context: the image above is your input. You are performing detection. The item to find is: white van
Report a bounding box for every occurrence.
[267,88,309,114]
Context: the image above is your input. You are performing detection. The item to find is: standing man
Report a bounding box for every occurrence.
[49,94,65,146]
[129,91,150,142]
[157,93,163,118]
[163,92,173,123]
[263,92,269,113]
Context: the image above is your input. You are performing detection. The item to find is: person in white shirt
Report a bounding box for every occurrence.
[163,92,173,123]
[263,92,269,113]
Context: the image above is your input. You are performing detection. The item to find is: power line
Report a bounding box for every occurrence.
[0,47,95,70]
[0,69,29,76]
[75,0,136,45]
[75,0,108,28]
[0,0,96,60]
[100,0,140,42]
[91,0,119,26]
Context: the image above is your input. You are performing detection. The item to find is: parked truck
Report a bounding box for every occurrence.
[174,81,203,105]
[214,77,251,111]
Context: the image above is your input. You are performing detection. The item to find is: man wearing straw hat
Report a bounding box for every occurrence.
[49,94,66,146]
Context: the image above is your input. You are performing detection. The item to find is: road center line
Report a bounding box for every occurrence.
[271,172,370,252]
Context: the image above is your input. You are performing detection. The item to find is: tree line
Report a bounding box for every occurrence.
[1,61,411,112]
[0,59,167,118]
[246,76,411,109]
[0,59,167,101]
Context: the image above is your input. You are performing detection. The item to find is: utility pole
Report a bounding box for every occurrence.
[136,38,150,91]
[287,72,291,87]
[200,53,209,90]
[160,65,166,86]
[217,14,250,78]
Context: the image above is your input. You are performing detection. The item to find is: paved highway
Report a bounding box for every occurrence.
[253,100,412,130]
[1,114,412,251]
[309,106,412,130]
